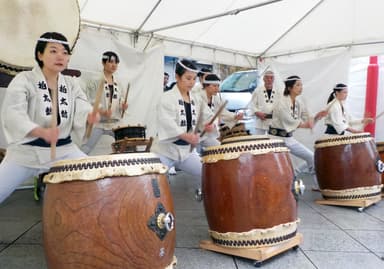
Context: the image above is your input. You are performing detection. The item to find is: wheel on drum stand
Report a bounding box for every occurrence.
[253,260,263,267]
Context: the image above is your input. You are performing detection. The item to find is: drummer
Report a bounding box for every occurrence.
[0,32,99,204]
[268,75,327,190]
[324,83,373,135]
[151,59,215,192]
[81,51,128,154]
[192,73,243,148]
[248,70,282,135]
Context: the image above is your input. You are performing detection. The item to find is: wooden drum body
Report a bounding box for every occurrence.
[43,153,176,269]
[314,133,382,200]
[113,125,146,141]
[202,137,299,248]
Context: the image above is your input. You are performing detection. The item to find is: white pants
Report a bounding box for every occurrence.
[254,128,268,135]
[271,135,318,187]
[81,127,114,154]
[0,149,86,204]
[157,152,202,188]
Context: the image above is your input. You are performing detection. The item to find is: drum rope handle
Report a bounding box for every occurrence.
[121,83,130,118]
[85,78,104,138]
[157,212,175,232]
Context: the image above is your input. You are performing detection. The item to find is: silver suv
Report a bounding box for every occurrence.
[219,70,259,134]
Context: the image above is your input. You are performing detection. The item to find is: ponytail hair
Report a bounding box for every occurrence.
[283,75,301,96]
[327,83,347,104]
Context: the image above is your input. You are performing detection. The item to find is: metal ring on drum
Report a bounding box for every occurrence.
[314,133,382,200]
[201,138,299,248]
[42,153,176,269]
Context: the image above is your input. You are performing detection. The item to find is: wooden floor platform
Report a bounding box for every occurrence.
[316,196,381,212]
[200,233,303,267]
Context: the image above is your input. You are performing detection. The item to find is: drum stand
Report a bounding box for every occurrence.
[199,233,303,267]
[315,196,381,212]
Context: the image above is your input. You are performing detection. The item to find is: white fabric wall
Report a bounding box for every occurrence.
[70,26,164,140]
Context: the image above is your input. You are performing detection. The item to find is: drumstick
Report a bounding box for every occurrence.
[376,110,384,120]
[85,79,104,138]
[200,100,228,137]
[50,87,58,160]
[189,104,204,152]
[121,83,130,118]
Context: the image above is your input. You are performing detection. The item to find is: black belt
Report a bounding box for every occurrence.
[173,139,189,146]
[325,124,344,135]
[24,136,72,147]
[268,127,292,137]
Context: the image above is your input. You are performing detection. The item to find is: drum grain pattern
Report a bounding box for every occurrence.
[43,173,175,269]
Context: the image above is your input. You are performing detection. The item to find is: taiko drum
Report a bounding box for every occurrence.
[43,153,176,269]
[202,136,299,248]
[314,133,382,200]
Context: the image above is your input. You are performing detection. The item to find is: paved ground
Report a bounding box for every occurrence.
[0,136,383,268]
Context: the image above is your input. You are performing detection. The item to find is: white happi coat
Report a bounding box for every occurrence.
[270,95,310,133]
[248,85,281,130]
[151,85,212,161]
[85,76,127,130]
[192,90,237,131]
[1,66,92,168]
[324,99,362,134]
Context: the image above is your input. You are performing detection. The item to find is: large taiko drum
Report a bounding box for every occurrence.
[43,153,176,269]
[0,0,80,75]
[377,142,384,190]
[219,122,249,141]
[314,133,382,200]
[202,136,299,248]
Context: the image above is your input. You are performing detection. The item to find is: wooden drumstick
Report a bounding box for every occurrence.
[200,100,228,137]
[50,87,58,160]
[86,79,104,138]
[189,105,204,152]
[121,83,130,118]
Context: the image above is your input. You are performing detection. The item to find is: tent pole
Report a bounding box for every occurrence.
[136,0,162,32]
[258,0,325,58]
[142,0,282,34]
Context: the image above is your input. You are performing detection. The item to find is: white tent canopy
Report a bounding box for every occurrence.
[79,0,384,67]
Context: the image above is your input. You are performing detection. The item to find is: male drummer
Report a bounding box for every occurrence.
[81,51,128,154]
[248,70,282,135]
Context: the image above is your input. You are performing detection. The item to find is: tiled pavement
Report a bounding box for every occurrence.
[0,136,383,268]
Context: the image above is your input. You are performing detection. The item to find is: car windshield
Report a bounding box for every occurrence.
[220,71,258,93]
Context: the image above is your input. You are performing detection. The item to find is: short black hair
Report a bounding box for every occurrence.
[102,51,120,63]
[35,32,71,68]
[198,67,212,77]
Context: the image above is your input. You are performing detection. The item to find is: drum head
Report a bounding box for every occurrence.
[0,0,80,75]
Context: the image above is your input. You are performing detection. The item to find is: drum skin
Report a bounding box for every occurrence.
[202,150,297,234]
[315,138,381,191]
[377,142,384,186]
[43,155,175,269]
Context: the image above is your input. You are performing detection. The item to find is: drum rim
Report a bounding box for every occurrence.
[0,0,81,75]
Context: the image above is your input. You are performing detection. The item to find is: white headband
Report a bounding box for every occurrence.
[177,60,198,73]
[102,55,117,61]
[203,79,220,85]
[334,86,347,90]
[284,77,301,82]
[38,37,69,45]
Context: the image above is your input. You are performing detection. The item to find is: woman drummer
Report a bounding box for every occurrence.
[81,51,128,154]
[151,59,215,193]
[324,83,373,135]
[0,32,99,203]
[268,75,327,190]
[192,73,243,148]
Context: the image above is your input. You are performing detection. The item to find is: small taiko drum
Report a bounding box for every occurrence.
[112,125,152,153]
[43,153,176,269]
[113,125,146,141]
[314,133,383,200]
[202,137,299,248]
[219,122,249,141]
[377,142,384,190]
